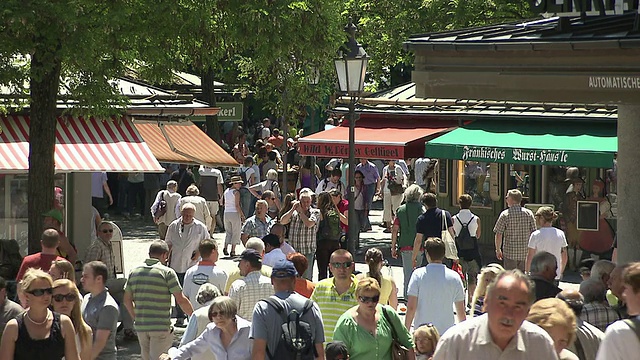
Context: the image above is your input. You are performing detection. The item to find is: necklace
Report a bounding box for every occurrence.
[26,310,50,325]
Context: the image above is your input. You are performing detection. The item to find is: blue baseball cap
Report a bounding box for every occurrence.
[271,259,298,278]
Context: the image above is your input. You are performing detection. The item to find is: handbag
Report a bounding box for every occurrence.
[153,191,167,218]
[387,169,405,196]
[441,211,459,260]
[381,307,410,360]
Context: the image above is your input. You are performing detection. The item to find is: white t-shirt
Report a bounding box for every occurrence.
[407,263,465,335]
[224,188,239,213]
[527,227,568,280]
[452,209,479,237]
[182,262,228,310]
[263,248,287,268]
[281,241,296,256]
[596,319,640,360]
[240,166,256,188]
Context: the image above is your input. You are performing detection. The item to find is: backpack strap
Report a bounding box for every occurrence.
[463,215,475,227]
[322,178,329,191]
[624,317,640,343]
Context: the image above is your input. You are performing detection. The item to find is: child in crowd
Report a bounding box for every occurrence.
[413,323,441,360]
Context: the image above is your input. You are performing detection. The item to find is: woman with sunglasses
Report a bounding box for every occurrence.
[0,269,80,360]
[160,296,252,360]
[333,278,414,360]
[51,279,92,360]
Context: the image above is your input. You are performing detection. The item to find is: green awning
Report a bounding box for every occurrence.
[425,120,617,168]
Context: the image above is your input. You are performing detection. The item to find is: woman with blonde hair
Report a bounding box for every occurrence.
[527,298,579,360]
[357,248,398,309]
[51,279,92,360]
[525,206,568,281]
[470,264,504,316]
[413,323,440,360]
[49,259,76,282]
[333,278,414,360]
[0,269,79,360]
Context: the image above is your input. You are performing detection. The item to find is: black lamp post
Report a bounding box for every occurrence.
[334,18,369,255]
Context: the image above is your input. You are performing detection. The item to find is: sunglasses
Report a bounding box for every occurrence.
[358,295,380,304]
[27,287,53,296]
[53,293,76,302]
[331,261,353,269]
[209,311,228,319]
[101,229,114,233]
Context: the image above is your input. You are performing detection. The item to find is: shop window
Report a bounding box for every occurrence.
[508,164,532,201]
[0,174,66,255]
[456,160,494,208]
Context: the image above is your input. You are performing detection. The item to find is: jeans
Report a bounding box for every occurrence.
[364,183,376,229]
[401,250,424,299]
[175,272,186,321]
[239,188,253,217]
[138,330,173,360]
[302,252,315,281]
[316,240,340,280]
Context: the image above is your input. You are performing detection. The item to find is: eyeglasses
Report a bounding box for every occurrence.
[101,229,114,233]
[27,287,53,296]
[358,295,380,304]
[53,293,76,302]
[331,261,352,269]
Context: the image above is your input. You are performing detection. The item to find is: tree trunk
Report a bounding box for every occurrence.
[28,44,61,254]
[201,68,221,144]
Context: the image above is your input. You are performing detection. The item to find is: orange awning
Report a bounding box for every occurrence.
[0,115,163,173]
[298,119,456,160]
[134,120,239,167]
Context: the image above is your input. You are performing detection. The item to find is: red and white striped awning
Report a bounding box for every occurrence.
[0,115,163,173]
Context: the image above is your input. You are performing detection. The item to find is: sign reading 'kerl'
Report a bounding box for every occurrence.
[529,0,637,16]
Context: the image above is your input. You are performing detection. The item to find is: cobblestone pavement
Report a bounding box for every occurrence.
[113,204,580,359]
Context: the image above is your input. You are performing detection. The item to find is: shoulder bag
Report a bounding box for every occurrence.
[441,211,459,260]
[381,307,410,360]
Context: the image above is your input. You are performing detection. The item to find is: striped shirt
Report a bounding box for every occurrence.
[228,270,274,321]
[125,258,182,332]
[311,275,359,342]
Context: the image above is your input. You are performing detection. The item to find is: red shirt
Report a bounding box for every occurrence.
[294,278,315,298]
[16,253,65,281]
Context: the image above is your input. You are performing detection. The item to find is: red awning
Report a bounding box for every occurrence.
[0,115,163,173]
[134,120,239,167]
[298,119,456,160]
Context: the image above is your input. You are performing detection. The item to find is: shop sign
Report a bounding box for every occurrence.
[529,0,636,17]
[462,146,572,165]
[217,102,243,121]
[299,142,403,160]
[588,76,640,90]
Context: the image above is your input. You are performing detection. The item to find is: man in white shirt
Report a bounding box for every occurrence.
[452,193,482,304]
[596,262,640,360]
[262,234,286,267]
[433,270,558,360]
[165,202,209,327]
[198,166,224,236]
[405,237,466,335]
[182,239,227,310]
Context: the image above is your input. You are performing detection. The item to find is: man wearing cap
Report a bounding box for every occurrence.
[250,259,325,360]
[493,189,537,271]
[151,180,182,240]
[262,234,287,267]
[43,208,78,264]
[223,237,273,294]
[165,202,209,327]
[16,229,65,281]
[229,249,274,320]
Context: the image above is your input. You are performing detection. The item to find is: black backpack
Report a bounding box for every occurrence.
[454,216,477,251]
[262,297,317,360]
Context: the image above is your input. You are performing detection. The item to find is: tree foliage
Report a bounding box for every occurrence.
[342,0,534,89]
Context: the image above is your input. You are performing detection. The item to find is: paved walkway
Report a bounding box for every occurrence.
[112,204,580,358]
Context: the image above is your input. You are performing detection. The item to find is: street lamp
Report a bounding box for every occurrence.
[334,18,369,255]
